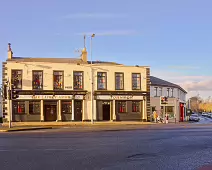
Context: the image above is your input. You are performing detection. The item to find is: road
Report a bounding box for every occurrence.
[1,126,212,170]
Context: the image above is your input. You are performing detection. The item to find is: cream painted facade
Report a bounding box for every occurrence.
[2,44,150,122]
[150,85,187,122]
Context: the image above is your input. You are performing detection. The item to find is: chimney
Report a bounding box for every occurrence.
[8,43,13,59]
[81,48,87,62]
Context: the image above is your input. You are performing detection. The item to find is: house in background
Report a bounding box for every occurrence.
[2,43,150,122]
[150,76,187,122]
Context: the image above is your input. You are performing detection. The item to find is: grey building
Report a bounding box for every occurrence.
[150,76,187,122]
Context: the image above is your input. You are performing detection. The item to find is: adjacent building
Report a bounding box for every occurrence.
[2,43,150,122]
[150,76,187,122]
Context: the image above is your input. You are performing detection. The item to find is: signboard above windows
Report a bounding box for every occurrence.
[17,95,84,100]
[96,95,143,100]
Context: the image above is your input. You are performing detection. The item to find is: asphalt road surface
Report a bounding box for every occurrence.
[1,126,212,170]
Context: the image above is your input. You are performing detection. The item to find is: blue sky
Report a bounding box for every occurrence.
[0,0,212,99]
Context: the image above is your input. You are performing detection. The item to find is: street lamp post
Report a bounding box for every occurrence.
[90,34,95,124]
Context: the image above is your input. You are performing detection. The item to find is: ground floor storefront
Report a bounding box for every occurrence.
[7,90,87,122]
[150,97,186,122]
[4,90,150,122]
[94,91,150,121]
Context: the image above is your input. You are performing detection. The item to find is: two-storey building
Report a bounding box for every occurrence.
[2,43,150,122]
[150,76,187,122]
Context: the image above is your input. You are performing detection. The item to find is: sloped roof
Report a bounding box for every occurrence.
[7,57,86,64]
[150,76,187,93]
[7,57,121,65]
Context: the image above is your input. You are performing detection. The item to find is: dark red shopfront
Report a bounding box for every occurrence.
[180,103,185,122]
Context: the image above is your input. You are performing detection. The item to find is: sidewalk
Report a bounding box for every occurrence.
[0,121,191,133]
[0,126,52,132]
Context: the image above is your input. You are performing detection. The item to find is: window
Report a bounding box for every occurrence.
[13,101,25,114]
[32,71,43,89]
[62,101,72,114]
[117,101,127,113]
[132,73,141,90]
[73,71,83,90]
[115,73,124,90]
[11,70,22,89]
[167,88,170,97]
[29,101,40,114]
[97,72,107,90]
[171,88,174,97]
[159,87,162,96]
[154,87,158,97]
[132,101,140,112]
[53,71,63,89]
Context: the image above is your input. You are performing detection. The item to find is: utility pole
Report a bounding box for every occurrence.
[6,80,12,128]
[90,34,95,124]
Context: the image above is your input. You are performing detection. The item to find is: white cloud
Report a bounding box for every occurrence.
[76,30,137,36]
[62,13,127,19]
[151,69,212,99]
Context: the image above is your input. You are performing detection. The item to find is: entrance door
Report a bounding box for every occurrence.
[74,100,82,121]
[102,102,110,121]
[180,103,184,122]
[44,105,57,121]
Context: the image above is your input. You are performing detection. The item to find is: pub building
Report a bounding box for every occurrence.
[92,66,151,122]
[2,43,150,122]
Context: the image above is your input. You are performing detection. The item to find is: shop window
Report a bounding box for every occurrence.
[29,101,40,114]
[13,101,25,114]
[73,71,83,90]
[97,72,107,90]
[11,70,22,89]
[132,73,141,90]
[118,101,127,113]
[62,101,72,114]
[53,71,63,90]
[32,71,43,89]
[132,101,140,112]
[115,72,124,90]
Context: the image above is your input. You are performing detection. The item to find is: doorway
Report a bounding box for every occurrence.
[44,103,57,121]
[74,100,82,121]
[180,103,184,122]
[102,102,110,121]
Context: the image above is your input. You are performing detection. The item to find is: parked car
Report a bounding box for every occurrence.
[189,114,200,122]
[202,112,208,116]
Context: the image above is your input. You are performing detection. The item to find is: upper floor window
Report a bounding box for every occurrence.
[171,88,174,97]
[97,72,107,90]
[32,71,43,90]
[73,71,83,90]
[167,88,170,97]
[132,101,140,112]
[159,87,162,96]
[115,72,124,90]
[178,89,180,98]
[11,70,22,89]
[154,87,158,97]
[132,73,141,90]
[53,71,63,90]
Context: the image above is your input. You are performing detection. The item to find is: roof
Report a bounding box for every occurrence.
[7,57,122,65]
[7,57,87,64]
[150,76,187,93]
